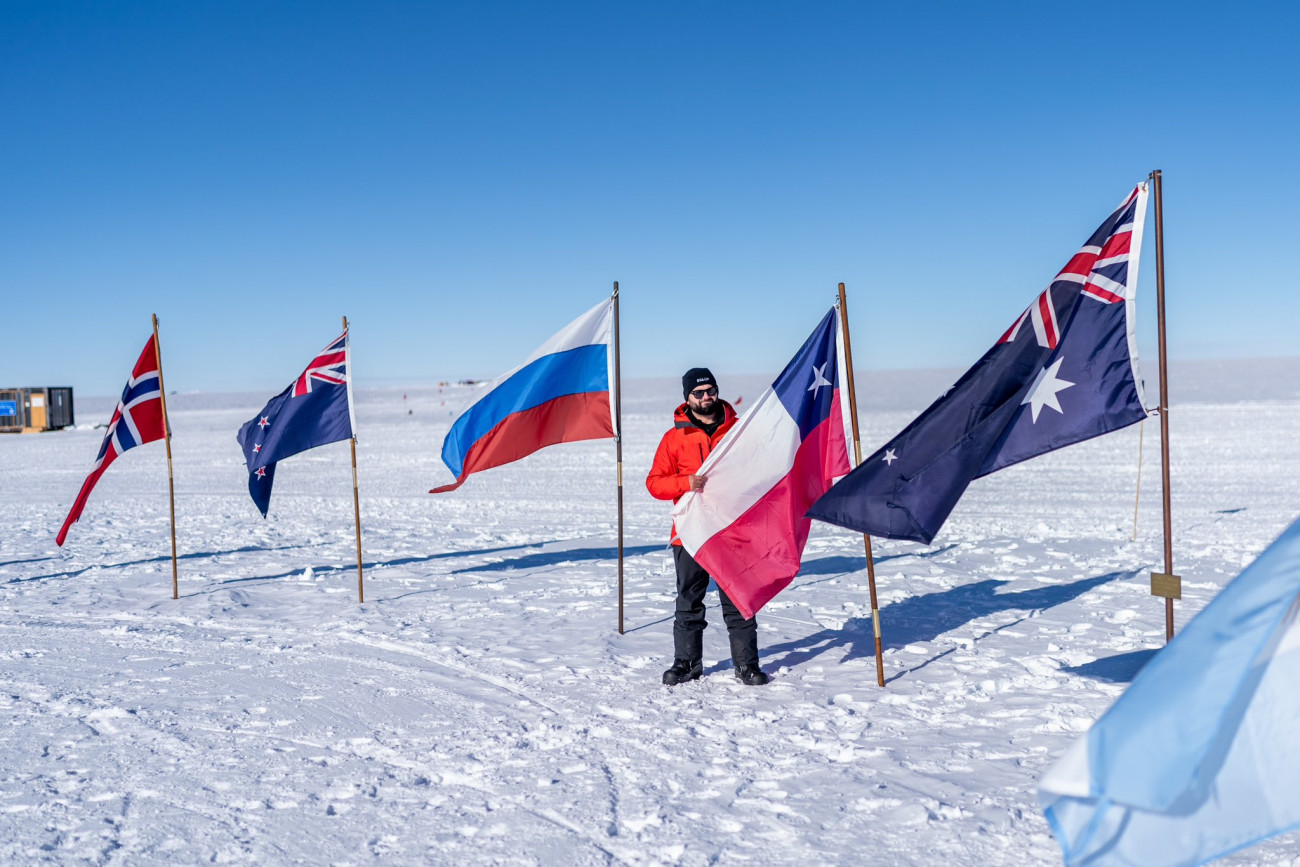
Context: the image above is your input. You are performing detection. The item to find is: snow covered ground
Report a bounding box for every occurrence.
[2,360,1299,865]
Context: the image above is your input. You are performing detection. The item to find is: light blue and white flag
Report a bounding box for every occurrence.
[1040,515,1300,866]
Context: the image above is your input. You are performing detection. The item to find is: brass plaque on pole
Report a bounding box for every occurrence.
[1151,572,1182,600]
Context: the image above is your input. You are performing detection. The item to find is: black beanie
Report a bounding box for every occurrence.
[682,367,717,398]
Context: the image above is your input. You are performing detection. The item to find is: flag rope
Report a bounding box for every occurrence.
[344,315,365,604]
[1132,419,1144,542]
[1150,169,1179,642]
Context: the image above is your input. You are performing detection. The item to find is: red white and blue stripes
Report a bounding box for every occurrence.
[431,298,615,493]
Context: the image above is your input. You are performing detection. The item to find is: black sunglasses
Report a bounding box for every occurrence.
[689,386,718,398]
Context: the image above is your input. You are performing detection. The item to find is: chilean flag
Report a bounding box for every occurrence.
[431,297,616,493]
[671,308,852,619]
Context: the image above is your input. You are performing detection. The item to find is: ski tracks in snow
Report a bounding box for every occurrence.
[2,384,1300,863]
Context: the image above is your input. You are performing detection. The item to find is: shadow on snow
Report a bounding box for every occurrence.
[0,555,57,569]
[220,540,662,586]
[1063,648,1159,683]
[11,545,310,584]
[218,541,554,585]
[760,570,1137,681]
[451,545,663,574]
[795,544,958,579]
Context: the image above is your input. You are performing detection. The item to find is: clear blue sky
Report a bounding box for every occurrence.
[3,1,1297,396]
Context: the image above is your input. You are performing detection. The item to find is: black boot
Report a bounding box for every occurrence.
[662,659,702,686]
[734,664,769,686]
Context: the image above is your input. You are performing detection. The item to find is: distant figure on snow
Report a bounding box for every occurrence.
[645,368,769,687]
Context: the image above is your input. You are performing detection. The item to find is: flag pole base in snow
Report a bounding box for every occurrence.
[153,314,180,600]
[1150,572,1181,600]
[837,282,887,689]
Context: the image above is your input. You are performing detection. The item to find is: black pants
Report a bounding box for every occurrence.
[672,546,759,669]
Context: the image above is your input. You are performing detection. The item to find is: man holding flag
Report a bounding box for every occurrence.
[647,368,768,687]
[654,307,854,685]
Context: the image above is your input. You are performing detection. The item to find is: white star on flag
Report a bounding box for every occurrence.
[807,362,831,396]
[253,443,262,453]
[257,417,270,429]
[882,448,898,465]
[1022,357,1075,423]
[255,467,266,479]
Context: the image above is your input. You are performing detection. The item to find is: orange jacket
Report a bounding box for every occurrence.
[646,401,738,544]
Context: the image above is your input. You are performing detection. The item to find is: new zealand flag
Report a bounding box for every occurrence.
[808,184,1152,544]
[237,330,354,516]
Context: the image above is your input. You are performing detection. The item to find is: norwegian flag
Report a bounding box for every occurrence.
[237,329,355,516]
[809,184,1152,544]
[56,336,168,546]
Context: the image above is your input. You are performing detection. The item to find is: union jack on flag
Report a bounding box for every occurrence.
[998,187,1142,350]
[292,332,348,396]
[236,327,355,517]
[809,183,1153,544]
[56,335,168,546]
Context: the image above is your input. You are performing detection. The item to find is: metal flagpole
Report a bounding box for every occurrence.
[1148,170,1179,642]
[344,315,364,604]
[837,284,886,687]
[152,314,180,600]
[614,282,625,635]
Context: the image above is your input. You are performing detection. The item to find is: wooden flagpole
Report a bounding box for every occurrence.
[1148,170,1179,642]
[344,315,364,604]
[837,284,886,687]
[614,282,625,635]
[151,314,180,600]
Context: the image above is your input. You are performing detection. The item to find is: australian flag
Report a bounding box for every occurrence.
[808,184,1152,544]
[237,330,354,517]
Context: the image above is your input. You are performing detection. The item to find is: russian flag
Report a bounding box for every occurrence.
[672,308,852,619]
[431,298,616,493]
